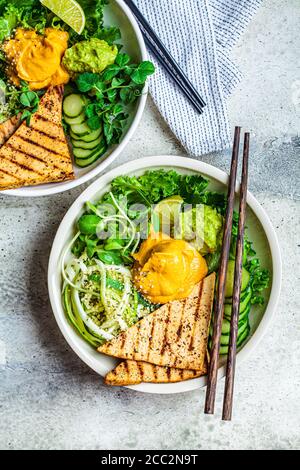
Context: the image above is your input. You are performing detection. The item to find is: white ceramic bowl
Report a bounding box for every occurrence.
[48,156,282,394]
[2,0,148,197]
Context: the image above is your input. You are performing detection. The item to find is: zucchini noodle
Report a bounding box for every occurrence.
[131,232,141,255]
[61,186,158,347]
[62,243,151,344]
[61,234,101,296]
[109,191,137,253]
[95,259,132,330]
[72,289,114,341]
[61,231,83,291]
[94,259,107,310]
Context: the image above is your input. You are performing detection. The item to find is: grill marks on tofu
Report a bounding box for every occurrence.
[9,124,71,166]
[38,85,65,125]
[98,273,216,371]
[0,113,22,146]
[0,168,20,188]
[31,116,68,144]
[0,86,74,191]
[0,145,70,182]
[104,359,207,386]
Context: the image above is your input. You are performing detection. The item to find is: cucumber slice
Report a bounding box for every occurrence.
[209,318,231,336]
[73,146,97,159]
[70,128,102,142]
[210,304,251,343]
[237,320,249,337]
[220,334,230,346]
[224,304,232,317]
[74,139,106,159]
[70,122,91,136]
[80,128,103,142]
[240,286,252,301]
[220,320,248,346]
[72,136,102,150]
[208,338,229,356]
[223,288,252,318]
[224,303,251,323]
[221,318,231,335]
[238,303,251,323]
[237,326,250,347]
[225,286,252,306]
[218,329,250,355]
[230,240,248,265]
[75,145,106,167]
[224,260,250,297]
[219,345,229,355]
[209,323,250,355]
[63,94,85,118]
[64,111,86,126]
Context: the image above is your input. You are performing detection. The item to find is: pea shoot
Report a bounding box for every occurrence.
[75,53,155,146]
[5,80,44,126]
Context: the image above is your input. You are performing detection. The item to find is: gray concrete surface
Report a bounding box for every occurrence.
[0,0,299,450]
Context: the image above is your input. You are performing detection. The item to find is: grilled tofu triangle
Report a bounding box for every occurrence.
[0,86,74,190]
[98,273,215,371]
[105,359,207,386]
[0,113,22,147]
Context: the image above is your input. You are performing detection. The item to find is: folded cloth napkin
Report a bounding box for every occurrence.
[134,0,262,156]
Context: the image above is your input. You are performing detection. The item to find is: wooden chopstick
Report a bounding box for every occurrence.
[124,0,206,113]
[222,133,250,421]
[204,126,241,415]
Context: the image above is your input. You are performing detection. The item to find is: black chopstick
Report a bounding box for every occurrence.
[204,126,241,415]
[124,0,206,113]
[222,133,250,421]
[140,26,204,115]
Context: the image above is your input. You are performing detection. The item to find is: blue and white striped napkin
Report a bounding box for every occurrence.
[135,0,262,156]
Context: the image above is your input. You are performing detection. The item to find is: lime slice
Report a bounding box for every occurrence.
[154,195,183,233]
[40,0,86,35]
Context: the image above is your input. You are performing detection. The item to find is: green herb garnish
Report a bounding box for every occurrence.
[75,54,155,147]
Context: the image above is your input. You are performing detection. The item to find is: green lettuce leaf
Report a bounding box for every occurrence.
[0,2,49,41]
[246,258,271,305]
[110,170,210,205]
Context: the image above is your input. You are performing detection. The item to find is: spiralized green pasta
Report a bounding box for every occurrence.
[62,242,152,346]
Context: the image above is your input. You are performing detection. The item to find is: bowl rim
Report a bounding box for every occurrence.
[1,0,148,198]
[48,156,282,394]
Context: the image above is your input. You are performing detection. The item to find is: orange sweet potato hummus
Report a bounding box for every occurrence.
[3,28,70,90]
[133,230,208,304]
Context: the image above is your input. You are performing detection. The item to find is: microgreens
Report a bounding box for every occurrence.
[5,80,43,126]
[75,54,155,146]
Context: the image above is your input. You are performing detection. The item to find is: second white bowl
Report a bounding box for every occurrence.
[48,156,282,394]
[2,0,148,197]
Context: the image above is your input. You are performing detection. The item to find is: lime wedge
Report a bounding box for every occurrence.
[154,195,183,233]
[40,0,86,35]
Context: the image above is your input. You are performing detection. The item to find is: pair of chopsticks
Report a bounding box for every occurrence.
[205,127,250,421]
[124,0,206,114]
